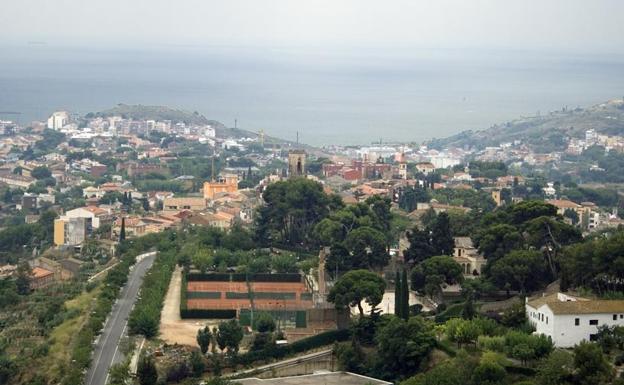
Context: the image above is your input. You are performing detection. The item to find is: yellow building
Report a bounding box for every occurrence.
[203,174,238,200]
[54,218,66,246]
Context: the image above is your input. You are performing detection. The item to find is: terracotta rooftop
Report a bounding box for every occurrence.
[32,267,54,279]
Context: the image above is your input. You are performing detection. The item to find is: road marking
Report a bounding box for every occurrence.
[86,253,155,385]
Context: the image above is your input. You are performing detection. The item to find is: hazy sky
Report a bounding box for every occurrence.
[2,0,624,53]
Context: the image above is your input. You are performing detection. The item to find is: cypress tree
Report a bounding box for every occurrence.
[119,217,126,242]
[394,271,401,317]
[401,269,410,319]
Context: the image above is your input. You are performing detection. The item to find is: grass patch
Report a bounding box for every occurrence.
[43,285,101,381]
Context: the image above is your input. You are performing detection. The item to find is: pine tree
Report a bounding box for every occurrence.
[430,212,454,255]
[119,217,126,242]
[137,355,158,385]
[394,271,401,317]
[401,269,410,319]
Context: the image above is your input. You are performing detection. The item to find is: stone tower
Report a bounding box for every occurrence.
[288,149,306,177]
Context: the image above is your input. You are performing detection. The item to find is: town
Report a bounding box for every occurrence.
[0,103,624,385]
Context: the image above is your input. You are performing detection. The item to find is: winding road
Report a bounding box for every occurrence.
[85,251,157,385]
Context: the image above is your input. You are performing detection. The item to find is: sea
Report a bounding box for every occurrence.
[1,44,623,146]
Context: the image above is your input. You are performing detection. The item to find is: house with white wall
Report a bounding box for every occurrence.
[526,292,624,347]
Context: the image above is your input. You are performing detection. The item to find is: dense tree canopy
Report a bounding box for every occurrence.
[328,269,386,315]
[255,178,338,249]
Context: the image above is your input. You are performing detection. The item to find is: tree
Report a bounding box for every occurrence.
[461,291,476,320]
[271,253,298,273]
[473,224,523,263]
[410,256,463,301]
[137,355,158,385]
[445,318,480,348]
[573,341,614,385]
[404,227,435,264]
[401,269,409,319]
[430,212,454,255]
[196,326,211,354]
[255,312,276,333]
[536,350,573,385]
[15,261,31,295]
[108,361,130,385]
[327,269,386,316]
[255,178,330,248]
[471,360,506,385]
[190,350,205,377]
[216,320,244,355]
[374,316,436,380]
[344,226,389,269]
[119,217,126,242]
[563,208,579,225]
[325,242,353,277]
[31,166,51,180]
[400,355,475,385]
[192,250,213,274]
[489,250,547,294]
[394,271,402,318]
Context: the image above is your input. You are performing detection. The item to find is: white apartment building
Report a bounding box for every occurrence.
[526,292,624,347]
[47,111,70,130]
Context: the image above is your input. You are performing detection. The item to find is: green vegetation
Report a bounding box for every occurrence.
[328,269,386,316]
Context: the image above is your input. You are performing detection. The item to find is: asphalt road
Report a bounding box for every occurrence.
[85,251,157,385]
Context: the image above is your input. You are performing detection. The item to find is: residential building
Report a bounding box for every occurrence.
[54,216,89,246]
[113,216,146,238]
[0,172,35,188]
[64,206,111,229]
[453,237,486,277]
[415,162,435,175]
[526,292,624,347]
[47,111,70,130]
[163,197,207,213]
[203,174,238,200]
[30,267,55,290]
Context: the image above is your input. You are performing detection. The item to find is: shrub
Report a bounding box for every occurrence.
[478,335,505,352]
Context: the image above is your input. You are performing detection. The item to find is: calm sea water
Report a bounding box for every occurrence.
[0,44,623,146]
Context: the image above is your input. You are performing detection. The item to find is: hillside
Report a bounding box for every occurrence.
[92,104,307,147]
[428,98,624,151]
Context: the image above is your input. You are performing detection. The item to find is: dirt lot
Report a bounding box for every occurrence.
[159,266,221,346]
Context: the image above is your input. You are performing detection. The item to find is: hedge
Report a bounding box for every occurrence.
[235,328,350,366]
[225,292,296,300]
[187,291,222,299]
[180,309,237,319]
[186,272,302,283]
[128,247,179,338]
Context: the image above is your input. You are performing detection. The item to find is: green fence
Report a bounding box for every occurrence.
[239,309,307,329]
[225,292,297,300]
[186,291,222,299]
[186,272,302,282]
[180,309,237,319]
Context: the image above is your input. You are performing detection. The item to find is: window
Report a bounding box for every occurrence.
[546,316,548,324]
[620,314,623,319]
[614,314,618,321]
[575,318,580,326]
[590,334,598,341]
[589,319,598,325]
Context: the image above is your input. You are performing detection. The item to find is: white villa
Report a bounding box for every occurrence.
[526,292,624,347]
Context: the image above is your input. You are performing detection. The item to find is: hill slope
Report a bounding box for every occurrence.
[428,98,624,150]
